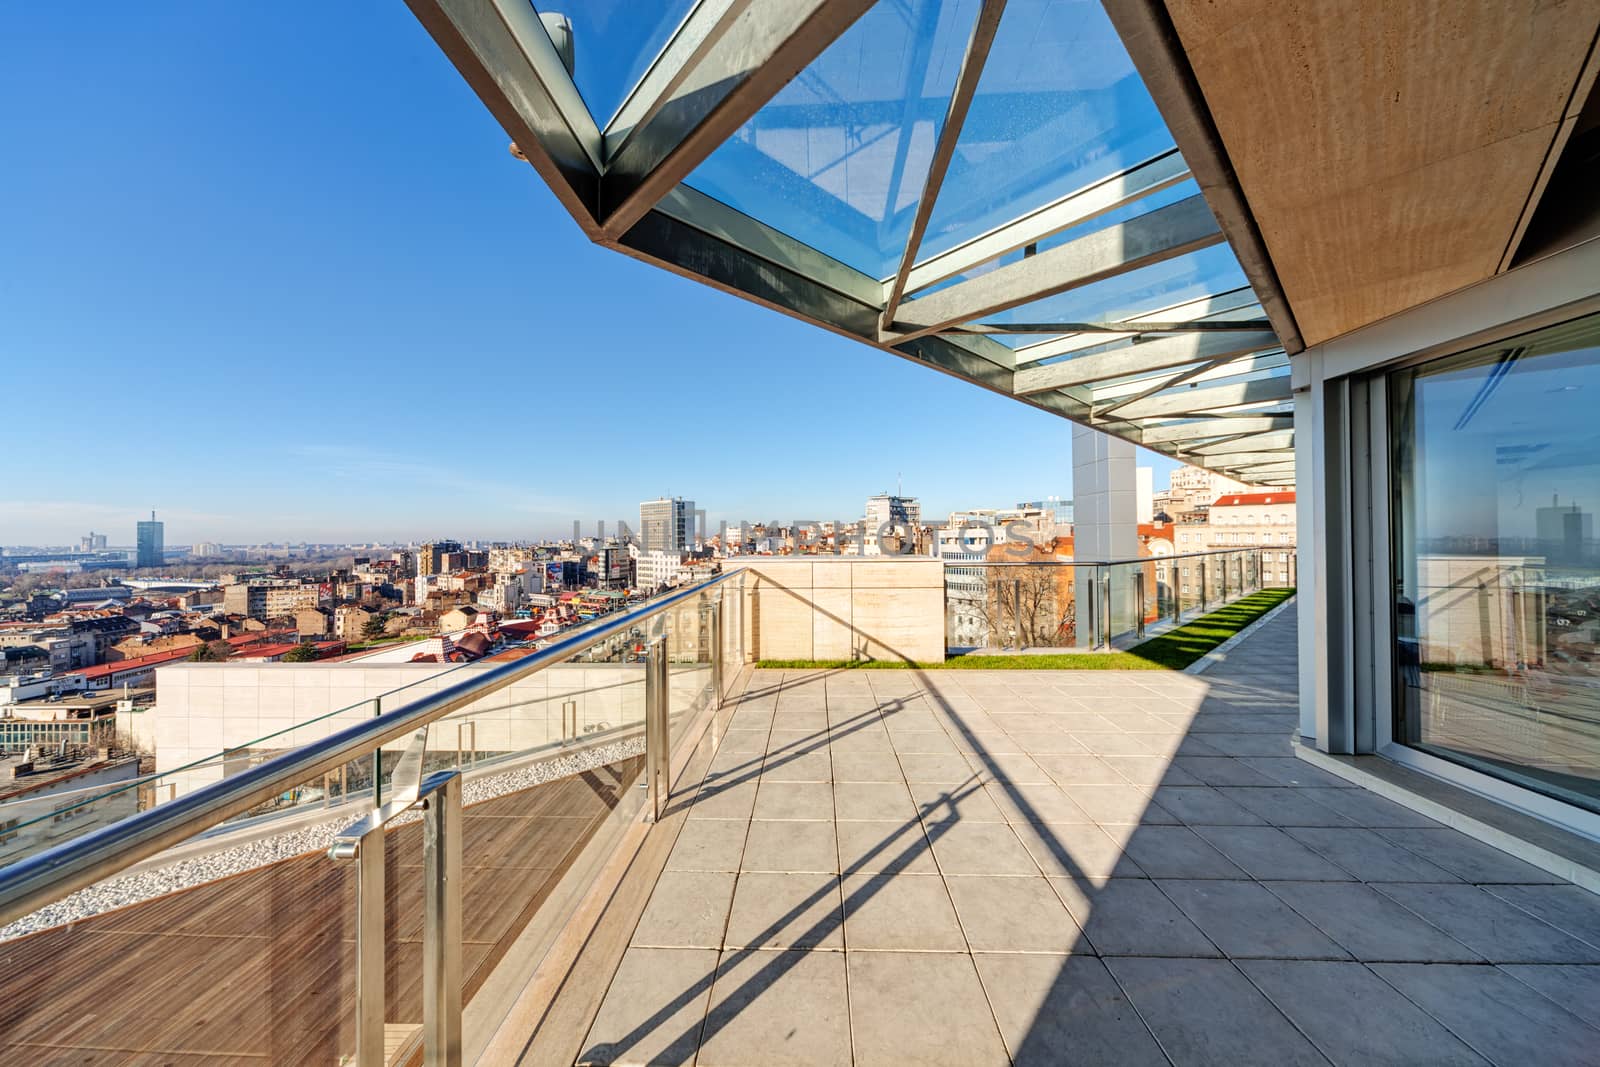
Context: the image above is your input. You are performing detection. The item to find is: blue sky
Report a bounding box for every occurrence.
[1,4,1180,547]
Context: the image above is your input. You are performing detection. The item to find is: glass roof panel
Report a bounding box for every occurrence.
[974,243,1251,348]
[905,178,1201,299]
[534,0,700,126]
[916,0,1175,262]
[682,0,983,277]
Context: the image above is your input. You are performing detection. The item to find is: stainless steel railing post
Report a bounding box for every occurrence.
[423,773,463,1067]
[710,599,723,750]
[645,634,669,822]
[1135,571,1146,639]
[1198,560,1208,612]
[1099,570,1112,648]
[345,816,386,1067]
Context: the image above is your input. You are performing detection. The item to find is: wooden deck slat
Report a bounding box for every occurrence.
[0,757,641,1065]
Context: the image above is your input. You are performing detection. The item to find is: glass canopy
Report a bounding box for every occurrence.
[420,0,1295,485]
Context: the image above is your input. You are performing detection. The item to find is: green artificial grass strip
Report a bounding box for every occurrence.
[757,588,1294,672]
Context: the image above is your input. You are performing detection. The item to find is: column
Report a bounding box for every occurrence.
[1073,425,1138,647]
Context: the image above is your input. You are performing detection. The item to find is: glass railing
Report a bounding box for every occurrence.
[944,547,1295,653]
[0,571,745,1067]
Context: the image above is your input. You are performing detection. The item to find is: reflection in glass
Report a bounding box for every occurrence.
[534,1,699,125]
[685,0,982,277]
[1391,314,1600,812]
[917,0,1173,260]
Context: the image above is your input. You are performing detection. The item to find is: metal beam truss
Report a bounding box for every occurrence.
[405,0,1297,483]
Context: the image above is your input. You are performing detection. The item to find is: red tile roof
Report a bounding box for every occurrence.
[75,647,193,680]
[1212,491,1296,507]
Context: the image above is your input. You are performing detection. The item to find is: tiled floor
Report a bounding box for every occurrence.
[578,605,1600,1065]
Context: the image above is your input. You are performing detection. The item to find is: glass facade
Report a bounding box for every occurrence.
[1391,313,1600,812]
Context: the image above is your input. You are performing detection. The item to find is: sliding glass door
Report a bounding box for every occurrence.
[1390,313,1600,813]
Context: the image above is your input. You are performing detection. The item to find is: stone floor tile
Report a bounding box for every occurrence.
[1499,964,1600,1028]
[1372,883,1600,963]
[840,872,966,951]
[723,871,844,950]
[1099,755,1202,786]
[716,729,770,755]
[1374,828,1567,884]
[831,780,917,821]
[1146,785,1269,825]
[579,946,718,1066]
[1370,963,1600,1067]
[1004,730,1092,754]
[741,819,838,874]
[973,953,1167,1066]
[630,871,737,950]
[1051,877,1220,957]
[760,749,833,783]
[907,779,1006,821]
[945,875,1083,952]
[1477,884,1600,948]
[1302,786,1443,828]
[965,750,1056,784]
[897,752,980,785]
[1238,959,1489,1065]
[1068,732,1160,756]
[1105,956,1328,1066]
[665,819,748,873]
[1158,879,1350,959]
[1188,732,1295,756]
[1190,825,1355,880]
[888,730,960,755]
[1057,783,1177,825]
[835,819,938,876]
[1029,752,1128,785]
[847,951,1010,1067]
[752,780,835,821]
[685,781,759,821]
[768,710,828,732]
[1170,755,1281,787]
[827,751,903,783]
[697,948,851,1067]
[1259,881,1481,963]
[925,819,1039,875]
[1284,827,1461,882]
[1009,820,1144,882]
[1234,755,1356,788]
[1117,825,1248,879]
[985,780,1095,824]
[1213,786,1356,827]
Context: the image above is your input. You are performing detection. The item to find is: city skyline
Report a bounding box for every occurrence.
[0,5,1183,547]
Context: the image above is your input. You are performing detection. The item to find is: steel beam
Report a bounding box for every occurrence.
[886,193,1224,341]
[604,0,743,150]
[600,0,876,237]
[1013,286,1261,364]
[959,317,1271,334]
[899,150,1190,296]
[1013,329,1276,394]
[1091,350,1289,404]
[1100,0,1304,354]
[1184,450,1293,466]
[406,0,603,236]
[882,0,1007,324]
[1139,415,1292,443]
[1111,374,1292,419]
[1184,430,1296,455]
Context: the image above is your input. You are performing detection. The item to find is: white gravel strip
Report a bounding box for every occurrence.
[0,737,644,942]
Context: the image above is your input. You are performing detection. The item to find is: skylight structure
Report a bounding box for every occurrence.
[409,0,1298,484]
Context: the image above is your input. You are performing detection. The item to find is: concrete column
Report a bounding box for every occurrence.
[1073,425,1138,646]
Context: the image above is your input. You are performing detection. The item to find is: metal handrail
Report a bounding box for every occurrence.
[0,569,742,926]
[944,546,1289,568]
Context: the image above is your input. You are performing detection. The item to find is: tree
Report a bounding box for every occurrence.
[187,640,232,662]
[283,643,321,663]
[362,613,391,640]
[983,565,1074,648]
